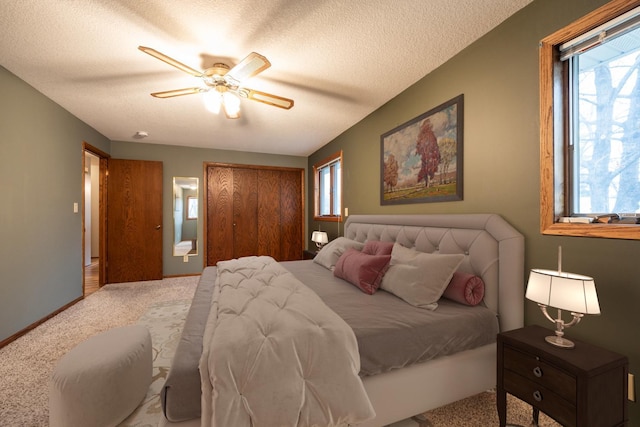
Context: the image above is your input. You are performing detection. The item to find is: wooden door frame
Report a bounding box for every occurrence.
[82,142,109,293]
[203,162,305,268]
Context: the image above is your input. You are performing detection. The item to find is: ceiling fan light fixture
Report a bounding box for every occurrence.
[203,90,222,114]
[140,46,293,119]
[222,92,241,118]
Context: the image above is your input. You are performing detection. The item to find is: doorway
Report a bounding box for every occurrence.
[84,151,99,295]
[82,143,108,296]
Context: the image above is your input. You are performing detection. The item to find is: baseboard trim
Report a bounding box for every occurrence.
[163,273,201,278]
[0,296,83,349]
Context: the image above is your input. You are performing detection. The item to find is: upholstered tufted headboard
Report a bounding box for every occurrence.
[344,214,525,332]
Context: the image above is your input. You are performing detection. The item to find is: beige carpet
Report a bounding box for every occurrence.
[0,277,198,427]
[0,276,561,427]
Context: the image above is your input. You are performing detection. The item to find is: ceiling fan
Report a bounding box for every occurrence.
[138,46,294,119]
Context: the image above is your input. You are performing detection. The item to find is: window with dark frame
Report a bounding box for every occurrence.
[564,7,640,217]
[540,0,640,240]
[313,151,342,222]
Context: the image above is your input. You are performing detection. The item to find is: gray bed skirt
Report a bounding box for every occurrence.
[161,267,216,422]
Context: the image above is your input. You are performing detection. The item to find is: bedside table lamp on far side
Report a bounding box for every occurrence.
[311,231,328,250]
[525,246,600,349]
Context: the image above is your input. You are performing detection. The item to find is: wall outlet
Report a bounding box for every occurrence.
[344,207,349,217]
[183,255,189,263]
[630,373,636,402]
[73,202,78,213]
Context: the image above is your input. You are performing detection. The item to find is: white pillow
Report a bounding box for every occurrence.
[313,237,364,270]
[381,244,464,309]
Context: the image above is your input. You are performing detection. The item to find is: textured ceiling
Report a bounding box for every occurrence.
[0,0,532,156]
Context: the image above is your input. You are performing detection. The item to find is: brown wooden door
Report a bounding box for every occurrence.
[206,166,233,266]
[206,164,303,266]
[257,169,281,259]
[106,159,163,283]
[279,169,303,261]
[232,168,258,258]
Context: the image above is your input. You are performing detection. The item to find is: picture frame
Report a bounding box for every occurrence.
[381,94,463,205]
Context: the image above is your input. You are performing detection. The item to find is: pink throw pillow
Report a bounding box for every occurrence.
[362,240,394,256]
[334,248,391,294]
[442,272,485,306]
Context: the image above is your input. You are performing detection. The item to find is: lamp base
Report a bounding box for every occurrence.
[545,335,575,349]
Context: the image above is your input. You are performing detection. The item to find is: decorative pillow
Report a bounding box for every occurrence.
[442,272,485,306]
[380,244,464,309]
[313,237,364,270]
[362,240,394,256]
[334,248,391,294]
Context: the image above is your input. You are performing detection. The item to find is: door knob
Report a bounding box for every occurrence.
[155,225,161,229]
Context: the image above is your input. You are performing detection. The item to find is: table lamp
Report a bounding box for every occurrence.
[311,231,328,250]
[525,247,600,348]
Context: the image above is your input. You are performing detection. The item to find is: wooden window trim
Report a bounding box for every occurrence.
[539,0,640,240]
[313,151,342,222]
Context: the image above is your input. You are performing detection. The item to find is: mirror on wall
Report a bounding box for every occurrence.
[173,177,199,257]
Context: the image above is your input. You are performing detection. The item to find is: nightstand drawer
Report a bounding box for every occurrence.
[497,326,628,427]
[504,370,576,427]
[503,346,575,403]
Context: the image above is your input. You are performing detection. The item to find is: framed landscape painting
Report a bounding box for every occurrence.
[381,94,463,205]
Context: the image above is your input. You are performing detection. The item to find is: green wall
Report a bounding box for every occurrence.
[110,141,307,277]
[2,0,638,421]
[309,0,639,422]
[0,66,111,342]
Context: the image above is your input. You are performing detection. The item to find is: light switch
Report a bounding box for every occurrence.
[73,202,79,213]
[344,207,349,217]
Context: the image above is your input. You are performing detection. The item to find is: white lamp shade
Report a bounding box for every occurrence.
[311,231,328,244]
[203,91,222,114]
[222,92,241,118]
[525,269,600,315]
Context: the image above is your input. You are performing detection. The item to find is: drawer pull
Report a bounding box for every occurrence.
[533,390,543,402]
[533,366,543,378]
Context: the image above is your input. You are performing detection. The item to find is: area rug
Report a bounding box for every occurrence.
[119,299,192,427]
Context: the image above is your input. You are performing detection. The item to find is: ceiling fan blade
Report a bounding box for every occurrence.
[225,52,271,84]
[150,87,204,98]
[239,88,294,109]
[138,46,203,77]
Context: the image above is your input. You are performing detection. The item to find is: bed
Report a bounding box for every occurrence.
[159,213,524,427]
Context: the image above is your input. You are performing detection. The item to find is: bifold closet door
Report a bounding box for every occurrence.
[206,164,303,266]
[206,166,233,266]
[278,169,303,261]
[232,168,258,258]
[257,169,282,259]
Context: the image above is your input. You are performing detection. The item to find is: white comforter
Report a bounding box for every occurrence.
[199,256,375,427]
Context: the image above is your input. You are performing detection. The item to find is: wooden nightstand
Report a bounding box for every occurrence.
[497,325,628,427]
[303,249,318,260]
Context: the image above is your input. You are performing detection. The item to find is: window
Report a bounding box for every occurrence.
[187,196,198,220]
[313,151,342,221]
[540,0,640,239]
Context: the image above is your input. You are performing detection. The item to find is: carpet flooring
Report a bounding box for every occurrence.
[0,276,198,426]
[0,276,561,427]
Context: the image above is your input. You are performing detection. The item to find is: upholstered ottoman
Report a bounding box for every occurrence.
[49,324,152,427]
